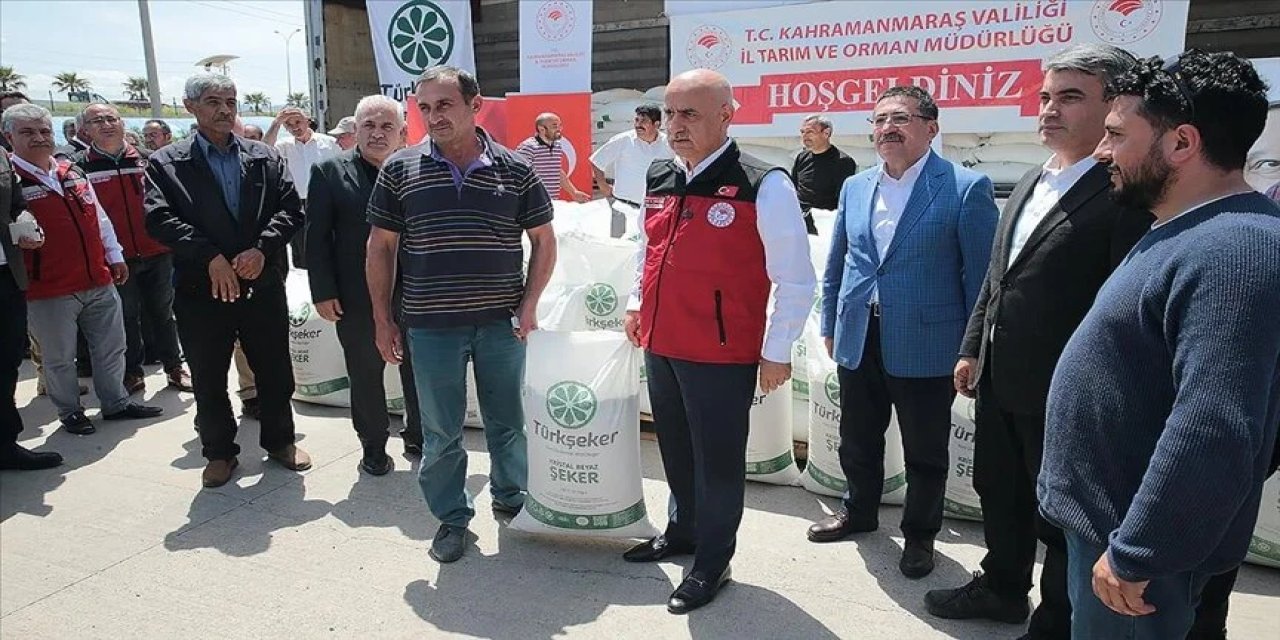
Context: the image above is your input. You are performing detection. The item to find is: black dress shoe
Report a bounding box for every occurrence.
[623,535,696,563]
[0,444,64,470]
[807,510,878,542]
[491,501,521,518]
[901,538,936,579]
[667,567,732,614]
[241,398,261,420]
[103,403,163,420]
[925,572,1030,623]
[403,439,423,457]
[61,411,96,435]
[360,450,394,476]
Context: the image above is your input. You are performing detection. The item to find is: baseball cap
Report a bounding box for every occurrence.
[327,116,356,136]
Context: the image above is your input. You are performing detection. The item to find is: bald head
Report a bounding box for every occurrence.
[663,69,735,166]
[535,112,563,142]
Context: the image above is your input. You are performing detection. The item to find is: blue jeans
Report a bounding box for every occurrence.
[408,320,527,528]
[1066,531,1212,639]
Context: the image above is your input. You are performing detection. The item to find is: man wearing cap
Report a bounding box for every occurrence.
[328,116,356,151]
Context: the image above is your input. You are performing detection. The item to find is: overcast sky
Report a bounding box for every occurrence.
[1,0,309,109]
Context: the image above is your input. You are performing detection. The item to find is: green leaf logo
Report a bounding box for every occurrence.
[584,283,618,317]
[546,381,597,429]
[388,0,456,76]
[289,302,311,328]
[824,372,840,407]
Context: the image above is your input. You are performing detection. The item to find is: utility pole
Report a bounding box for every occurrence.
[138,0,163,117]
[275,28,301,99]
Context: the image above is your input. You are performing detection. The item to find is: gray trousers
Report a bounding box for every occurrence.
[27,285,130,419]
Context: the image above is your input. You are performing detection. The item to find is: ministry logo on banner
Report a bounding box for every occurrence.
[366,0,475,101]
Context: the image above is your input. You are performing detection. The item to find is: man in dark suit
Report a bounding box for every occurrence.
[923,45,1150,640]
[0,137,62,470]
[144,73,310,488]
[305,95,420,474]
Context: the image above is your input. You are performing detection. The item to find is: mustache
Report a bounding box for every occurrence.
[877,134,903,143]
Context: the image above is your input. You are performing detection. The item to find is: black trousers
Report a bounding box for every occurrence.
[837,316,953,541]
[118,253,183,376]
[1188,567,1238,640]
[174,286,296,461]
[335,309,423,450]
[972,362,1071,638]
[647,352,757,575]
[397,324,423,446]
[1,266,26,443]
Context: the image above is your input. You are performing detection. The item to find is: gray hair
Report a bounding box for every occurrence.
[1045,43,1138,87]
[354,94,405,125]
[802,114,833,133]
[2,102,53,134]
[417,65,480,102]
[184,73,237,101]
[80,102,118,120]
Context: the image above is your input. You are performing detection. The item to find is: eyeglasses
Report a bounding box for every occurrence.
[87,116,121,126]
[867,112,934,129]
[1160,53,1196,122]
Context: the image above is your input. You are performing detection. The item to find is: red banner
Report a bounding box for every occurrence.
[504,92,593,200]
[732,59,1042,125]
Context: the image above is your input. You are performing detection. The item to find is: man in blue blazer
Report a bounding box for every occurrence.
[807,86,998,579]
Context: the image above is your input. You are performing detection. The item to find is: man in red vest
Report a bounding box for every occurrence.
[621,69,815,614]
[3,103,161,434]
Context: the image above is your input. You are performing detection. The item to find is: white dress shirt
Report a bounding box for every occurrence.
[590,130,672,204]
[10,154,124,264]
[275,132,339,199]
[1007,155,1097,266]
[627,138,816,363]
[869,151,930,302]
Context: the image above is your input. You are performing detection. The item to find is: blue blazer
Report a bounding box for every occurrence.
[821,151,998,377]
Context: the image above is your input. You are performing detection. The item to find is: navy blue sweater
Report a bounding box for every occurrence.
[1039,192,1280,581]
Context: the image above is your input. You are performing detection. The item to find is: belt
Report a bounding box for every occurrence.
[614,197,640,207]
[868,301,881,317]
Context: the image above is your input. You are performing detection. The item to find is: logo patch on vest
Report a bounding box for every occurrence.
[644,196,664,210]
[707,202,736,228]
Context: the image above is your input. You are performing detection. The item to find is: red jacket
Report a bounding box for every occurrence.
[639,143,777,364]
[76,144,168,259]
[13,157,113,300]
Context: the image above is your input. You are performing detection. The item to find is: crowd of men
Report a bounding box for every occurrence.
[2,41,1279,639]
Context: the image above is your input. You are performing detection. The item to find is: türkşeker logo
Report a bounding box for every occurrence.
[584,283,618,317]
[388,0,456,75]
[686,25,732,70]
[536,1,576,42]
[707,201,736,228]
[824,372,840,407]
[289,303,311,328]
[546,381,597,429]
[1090,0,1162,45]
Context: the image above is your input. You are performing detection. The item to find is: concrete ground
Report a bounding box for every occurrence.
[2,362,1277,639]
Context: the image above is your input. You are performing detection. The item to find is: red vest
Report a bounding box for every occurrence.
[12,156,113,300]
[77,145,168,259]
[639,143,778,364]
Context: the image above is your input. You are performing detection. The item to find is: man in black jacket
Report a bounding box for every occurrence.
[305,95,419,474]
[923,44,1150,640]
[144,73,310,488]
[791,114,858,235]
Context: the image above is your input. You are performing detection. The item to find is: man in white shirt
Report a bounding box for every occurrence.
[620,69,815,614]
[591,104,670,237]
[265,106,338,268]
[2,103,161,435]
[922,44,1151,639]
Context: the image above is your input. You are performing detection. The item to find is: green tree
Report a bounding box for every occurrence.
[285,92,310,110]
[52,72,91,100]
[0,66,27,92]
[243,92,270,114]
[122,76,151,102]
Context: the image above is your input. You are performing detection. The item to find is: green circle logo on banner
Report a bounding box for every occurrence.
[389,0,456,75]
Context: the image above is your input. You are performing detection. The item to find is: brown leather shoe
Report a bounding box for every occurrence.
[166,367,194,392]
[123,374,146,395]
[807,510,878,543]
[267,445,312,471]
[202,457,239,488]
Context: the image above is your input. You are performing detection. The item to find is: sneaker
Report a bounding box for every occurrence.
[925,572,1031,624]
[429,524,467,563]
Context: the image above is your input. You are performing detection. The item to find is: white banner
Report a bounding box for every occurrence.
[366,0,476,102]
[520,0,593,93]
[663,0,822,17]
[670,0,1189,135]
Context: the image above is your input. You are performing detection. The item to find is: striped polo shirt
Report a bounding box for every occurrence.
[367,128,554,328]
[514,135,565,198]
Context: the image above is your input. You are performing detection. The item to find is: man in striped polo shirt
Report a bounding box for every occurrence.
[515,112,591,202]
[367,65,558,564]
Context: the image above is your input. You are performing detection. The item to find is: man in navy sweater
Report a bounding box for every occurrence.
[1039,50,1280,639]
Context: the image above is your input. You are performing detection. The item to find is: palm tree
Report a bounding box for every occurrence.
[243,92,270,114]
[285,92,310,110]
[122,76,151,102]
[52,72,91,100]
[0,66,26,92]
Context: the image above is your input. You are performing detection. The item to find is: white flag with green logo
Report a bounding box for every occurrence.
[366,0,476,101]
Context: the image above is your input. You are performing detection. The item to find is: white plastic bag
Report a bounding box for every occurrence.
[1245,475,1280,569]
[537,232,635,333]
[944,396,983,521]
[286,270,350,406]
[746,384,802,485]
[512,331,659,539]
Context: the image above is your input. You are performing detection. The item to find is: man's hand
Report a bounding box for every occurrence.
[600,182,614,199]
[232,248,265,280]
[109,262,129,285]
[17,236,43,250]
[315,299,343,323]
[513,301,538,341]
[375,320,403,364]
[824,337,834,359]
[759,359,792,394]
[571,190,591,203]
[274,106,305,124]
[1092,551,1155,617]
[208,254,240,302]
[624,311,641,347]
[954,357,979,398]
